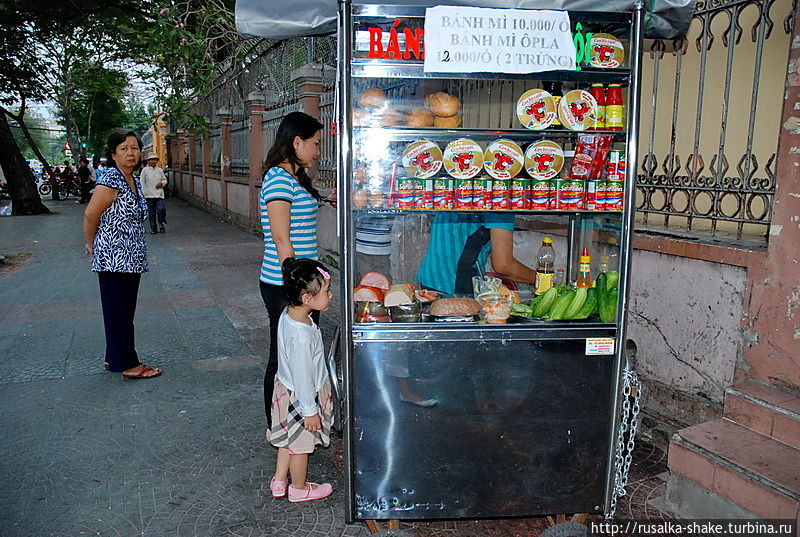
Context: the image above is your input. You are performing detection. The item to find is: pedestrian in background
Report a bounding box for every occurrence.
[77,158,92,204]
[83,129,162,380]
[140,151,168,234]
[259,111,324,426]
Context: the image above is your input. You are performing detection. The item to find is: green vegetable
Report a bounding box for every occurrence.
[532,287,559,317]
[574,287,598,319]
[564,287,588,319]
[549,289,576,319]
[511,303,534,316]
[595,272,608,316]
[605,270,620,291]
[600,287,619,323]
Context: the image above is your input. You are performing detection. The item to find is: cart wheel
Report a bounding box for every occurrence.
[539,521,587,537]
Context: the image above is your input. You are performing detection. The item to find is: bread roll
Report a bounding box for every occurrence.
[384,284,416,307]
[359,88,387,108]
[426,92,461,117]
[353,188,368,208]
[354,165,368,185]
[352,108,366,126]
[434,114,462,128]
[380,107,404,126]
[407,108,434,127]
[429,297,481,316]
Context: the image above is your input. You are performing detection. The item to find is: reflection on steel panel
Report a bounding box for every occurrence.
[352,338,613,519]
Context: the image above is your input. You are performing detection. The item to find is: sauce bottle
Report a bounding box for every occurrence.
[589,83,606,130]
[605,84,624,131]
[534,237,556,295]
[576,246,593,288]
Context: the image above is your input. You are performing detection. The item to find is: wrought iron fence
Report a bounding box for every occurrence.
[231,119,250,176]
[210,129,221,174]
[319,91,336,189]
[193,138,203,172]
[636,0,795,242]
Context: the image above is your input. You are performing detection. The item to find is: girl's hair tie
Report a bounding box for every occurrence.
[317,267,331,280]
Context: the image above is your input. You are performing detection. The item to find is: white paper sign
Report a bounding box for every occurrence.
[586,338,616,356]
[423,6,576,74]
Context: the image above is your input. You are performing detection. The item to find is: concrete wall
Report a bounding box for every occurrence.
[227,182,250,218]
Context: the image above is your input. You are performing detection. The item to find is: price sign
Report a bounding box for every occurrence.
[424,6,576,74]
[585,338,615,356]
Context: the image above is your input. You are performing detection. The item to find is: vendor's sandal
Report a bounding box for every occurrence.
[103,362,110,371]
[287,482,332,503]
[122,364,162,380]
[269,477,288,497]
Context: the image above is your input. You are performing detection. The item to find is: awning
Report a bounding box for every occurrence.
[236,0,696,40]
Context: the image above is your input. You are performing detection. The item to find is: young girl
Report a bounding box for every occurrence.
[267,257,335,503]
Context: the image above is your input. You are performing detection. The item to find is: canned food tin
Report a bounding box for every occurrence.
[530,179,554,210]
[516,89,557,130]
[417,179,434,209]
[605,180,624,210]
[607,150,626,181]
[484,140,524,179]
[586,179,604,210]
[395,178,416,209]
[524,140,564,180]
[433,178,454,209]
[473,177,493,210]
[443,139,483,179]
[454,178,474,210]
[555,178,586,210]
[492,179,511,210]
[510,178,530,210]
[402,140,443,178]
[558,90,599,131]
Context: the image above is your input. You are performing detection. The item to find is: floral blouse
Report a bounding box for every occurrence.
[91,167,149,273]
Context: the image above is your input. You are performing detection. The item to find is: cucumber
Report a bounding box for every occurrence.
[564,287,588,319]
[511,303,534,316]
[532,287,558,317]
[600,287,619,323]
[549,290,576,319]
[605,270,620,291]
[574,287,598,319]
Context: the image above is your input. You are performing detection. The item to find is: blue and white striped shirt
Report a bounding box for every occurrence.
[259,167,318,285]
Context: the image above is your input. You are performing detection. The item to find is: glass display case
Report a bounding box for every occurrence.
[336,0,644,521]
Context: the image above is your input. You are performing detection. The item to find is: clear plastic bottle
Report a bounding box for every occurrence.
[534,237,556,295]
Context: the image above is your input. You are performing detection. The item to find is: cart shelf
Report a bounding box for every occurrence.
[353,208,623,216]
[353,323,617,341]
[351,61,631,83]
[353,126,627,141]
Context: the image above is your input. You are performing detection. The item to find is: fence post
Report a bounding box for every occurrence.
[176,130,187,170]
[247,91,267,229]
[291,62,325,179]
[202,123,211,175]
[219,107,232,211]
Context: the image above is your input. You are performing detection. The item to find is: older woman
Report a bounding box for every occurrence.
[83,129,162,380]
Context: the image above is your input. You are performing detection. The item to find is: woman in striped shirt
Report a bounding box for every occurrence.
[260,112,325,426]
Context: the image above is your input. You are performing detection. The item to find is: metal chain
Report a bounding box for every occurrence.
[607,366,642,520]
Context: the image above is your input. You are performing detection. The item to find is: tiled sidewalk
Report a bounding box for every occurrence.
[0,199,666,536]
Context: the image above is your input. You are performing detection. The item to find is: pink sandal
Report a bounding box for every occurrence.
[270,477,288,497]
[288,482,333,503]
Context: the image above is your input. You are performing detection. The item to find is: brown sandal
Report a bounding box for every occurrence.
[122,364,163,380]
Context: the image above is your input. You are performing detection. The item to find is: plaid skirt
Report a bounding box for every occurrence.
[267,378,333,454]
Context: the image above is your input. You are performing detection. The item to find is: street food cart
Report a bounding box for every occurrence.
[337,0,644,522]
[234,0,695,523]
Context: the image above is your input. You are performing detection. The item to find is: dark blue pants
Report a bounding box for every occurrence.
[146,198,166,232]
[98,271,142,372]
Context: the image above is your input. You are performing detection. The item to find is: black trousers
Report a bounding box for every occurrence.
[260,281,319,427]
[79,183,91,203]
[98,271,142,372]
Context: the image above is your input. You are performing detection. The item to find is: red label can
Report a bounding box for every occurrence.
[492,179,511,210]
[396,178,416,209]
[454,179,474,210]
[417,179,434,209]
[607,150,626,181]
[605,180,624,210]
[555,179,586,210]
[510,178,530,210]
[529,179,554,210]
[433,178,454,209]
[473,177,493,210]
[586,179,604,211]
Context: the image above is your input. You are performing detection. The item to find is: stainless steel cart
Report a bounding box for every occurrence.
[336,0,645,521]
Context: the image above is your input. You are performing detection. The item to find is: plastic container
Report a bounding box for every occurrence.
[477,292,514,324]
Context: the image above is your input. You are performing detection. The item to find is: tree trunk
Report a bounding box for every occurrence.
[1,105,55,178]
[0,112,51,215]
